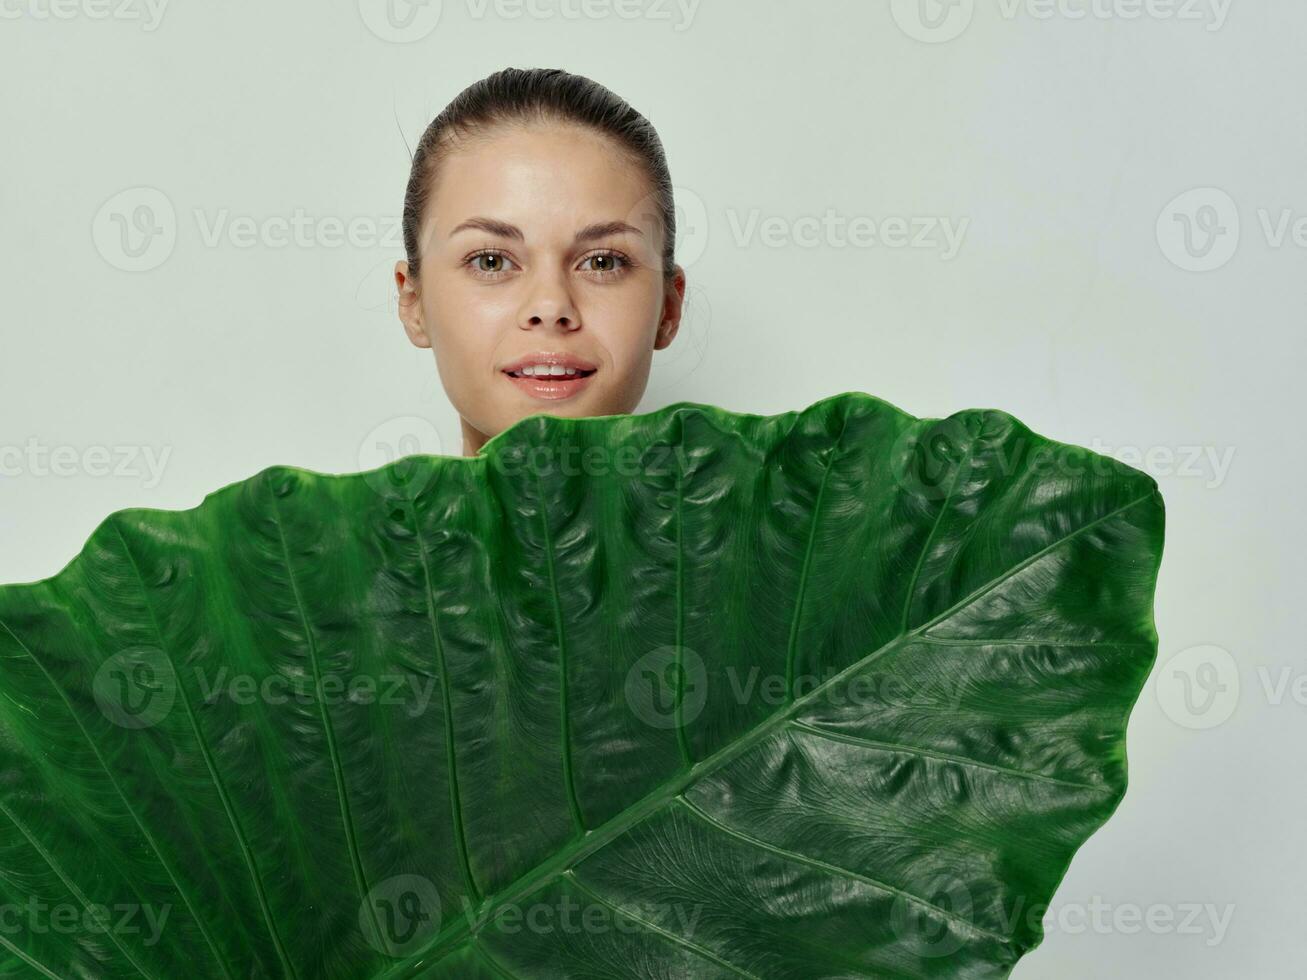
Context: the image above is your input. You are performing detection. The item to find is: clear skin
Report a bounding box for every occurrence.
[395,121,687,457]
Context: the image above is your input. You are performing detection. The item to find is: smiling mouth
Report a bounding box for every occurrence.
[502,365,599,401]
[504,367,598,379]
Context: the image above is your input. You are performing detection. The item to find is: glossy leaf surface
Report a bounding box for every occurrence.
[0,393,1165,978]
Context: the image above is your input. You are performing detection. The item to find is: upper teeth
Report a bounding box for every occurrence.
[518,365,581,376]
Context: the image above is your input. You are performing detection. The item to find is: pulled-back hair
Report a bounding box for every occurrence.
[401,67,676,282]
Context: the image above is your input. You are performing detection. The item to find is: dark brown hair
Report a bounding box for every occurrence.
[401,67,676,283]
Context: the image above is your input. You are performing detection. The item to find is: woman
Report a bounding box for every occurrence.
[394,67,688,458]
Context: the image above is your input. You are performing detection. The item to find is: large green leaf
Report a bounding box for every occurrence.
[0,391,1164,979]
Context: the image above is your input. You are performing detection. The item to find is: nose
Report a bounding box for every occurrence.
[518,268,581,332]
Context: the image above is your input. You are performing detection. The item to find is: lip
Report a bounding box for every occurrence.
[501,351,599,374]
[500,351,600,402]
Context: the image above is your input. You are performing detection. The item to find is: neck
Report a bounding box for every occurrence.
[460,416,489,457]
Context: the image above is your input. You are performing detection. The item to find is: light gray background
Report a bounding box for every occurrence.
[0,1,1299,976]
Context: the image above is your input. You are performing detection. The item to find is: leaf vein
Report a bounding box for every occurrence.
[915,493,1155,637]
[0,927,64,979]
[111,522,298,977]
[404,486,481,904]
[0,613,236,980]
[786,412,851,701]
[564,870,762,979]
[915,637,1150,649]
[899,420,982,633]
[790,721,1106,791]
[0,799,156,977]
[676,797,1010,946]
[533,466,586,835]
[266,492,376,969]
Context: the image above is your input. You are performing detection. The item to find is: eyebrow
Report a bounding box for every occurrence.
[448,216,644,244]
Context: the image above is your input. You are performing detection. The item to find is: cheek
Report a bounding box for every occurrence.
[592,288,661,369]
[587,321,659,413]
[425,285,505,370]
[585,271,657,324]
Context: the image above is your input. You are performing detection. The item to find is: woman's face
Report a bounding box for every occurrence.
[395,121,686,456]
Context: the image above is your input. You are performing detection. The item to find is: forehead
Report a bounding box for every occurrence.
[428,122,656,236]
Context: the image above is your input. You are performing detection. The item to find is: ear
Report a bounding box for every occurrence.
[653,264,687,351]
[395,260,432,349]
